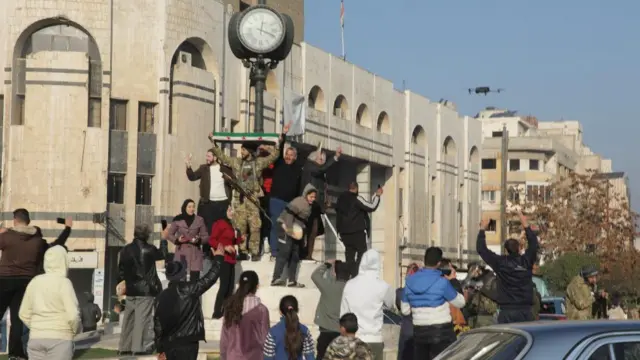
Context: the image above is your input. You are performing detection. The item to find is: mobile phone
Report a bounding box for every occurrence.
[161,220,168,230]
[56,217,66,225]
[440,267,452,277]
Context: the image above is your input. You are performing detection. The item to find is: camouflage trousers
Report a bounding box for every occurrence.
[469,315,495,329]
[232,197,261,256]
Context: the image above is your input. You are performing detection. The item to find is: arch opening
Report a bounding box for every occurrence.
[12,20,102,127]
[411,125,426,146]
[469,146,479,166]
[376,111,391,134]
[442,136,457,157]
[307,85,325,112]
[355,103,371,127]
[332,95,349,120]
[168,38,218,134]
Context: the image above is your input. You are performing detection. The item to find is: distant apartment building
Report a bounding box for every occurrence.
[477,107,628,252]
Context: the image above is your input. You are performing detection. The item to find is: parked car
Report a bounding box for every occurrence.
[435,320,640,360]
[539,296,567,321]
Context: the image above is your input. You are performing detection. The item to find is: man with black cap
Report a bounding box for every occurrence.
[154,245,225,360]
[477,211,538,324]
[208,131,281,261]
[566,265,598,320]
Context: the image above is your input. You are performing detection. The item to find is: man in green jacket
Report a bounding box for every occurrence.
[311,259,351,359]
[566,265,597,320]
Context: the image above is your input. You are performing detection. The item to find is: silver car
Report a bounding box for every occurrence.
[435,320,640,360]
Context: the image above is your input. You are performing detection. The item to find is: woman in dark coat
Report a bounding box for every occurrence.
[166,199,209,281]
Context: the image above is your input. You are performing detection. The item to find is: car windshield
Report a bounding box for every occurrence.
[435,331,528,360]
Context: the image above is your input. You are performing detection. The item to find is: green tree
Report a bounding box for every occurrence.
[541,252,600,295]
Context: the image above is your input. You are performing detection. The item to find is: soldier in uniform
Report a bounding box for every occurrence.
[468,271,499,329]
[208,132,280,260]
[566,265,598,320]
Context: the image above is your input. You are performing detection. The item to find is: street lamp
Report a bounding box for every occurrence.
[228,1,294,133]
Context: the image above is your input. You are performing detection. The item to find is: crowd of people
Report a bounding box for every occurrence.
[0,123,632,360]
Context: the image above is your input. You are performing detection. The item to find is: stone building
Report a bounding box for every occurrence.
[0,0,482,323]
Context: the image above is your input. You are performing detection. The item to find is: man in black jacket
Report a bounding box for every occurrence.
[477,211,538,324]
[154,245,225,360]
[117,224,168,356]
[335,181,383,276]
[267,124,303,258]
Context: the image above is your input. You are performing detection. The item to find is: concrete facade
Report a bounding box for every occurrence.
[0,0,482,315]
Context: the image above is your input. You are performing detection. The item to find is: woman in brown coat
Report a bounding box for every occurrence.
[166,199,209,281]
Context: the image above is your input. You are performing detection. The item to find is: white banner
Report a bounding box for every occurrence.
[283,88,306,136]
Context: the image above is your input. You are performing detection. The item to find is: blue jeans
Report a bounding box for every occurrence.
[268,198,288,256]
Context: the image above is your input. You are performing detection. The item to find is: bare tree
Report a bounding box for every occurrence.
[511,171,637,272]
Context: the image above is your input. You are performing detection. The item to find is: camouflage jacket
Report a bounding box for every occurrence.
[324,335,373,360]
[470,291,498,316]
[566,275,594,320]
[210,142,280,197]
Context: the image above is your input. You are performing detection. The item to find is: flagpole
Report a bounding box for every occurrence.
[340,0,346,60]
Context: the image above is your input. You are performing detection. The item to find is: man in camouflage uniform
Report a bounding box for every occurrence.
[208,132,280,260]
[468,271,499,328]
[566,265,598,320]
[324,313,373,360]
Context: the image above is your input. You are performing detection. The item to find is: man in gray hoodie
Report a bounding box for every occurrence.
[312,259,351,359]
[271,184,318,287]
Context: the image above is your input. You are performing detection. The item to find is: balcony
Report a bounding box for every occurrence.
[109,130,128,173]
[106,203,126,246]
[137,133,156,176]
[135,205,155,227]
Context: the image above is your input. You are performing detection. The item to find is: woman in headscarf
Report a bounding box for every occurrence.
[166,199,209,281]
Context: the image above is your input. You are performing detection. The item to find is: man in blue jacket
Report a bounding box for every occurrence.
[400,247,465,360]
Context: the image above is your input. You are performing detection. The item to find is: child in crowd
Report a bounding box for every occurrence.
[324,313,374,360]
[264,295,316,360]
[220,271,270,360]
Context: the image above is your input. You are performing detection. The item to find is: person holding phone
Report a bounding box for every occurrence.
[166,199,209,282]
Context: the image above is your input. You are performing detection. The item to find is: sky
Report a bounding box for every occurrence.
[303,0,640,209]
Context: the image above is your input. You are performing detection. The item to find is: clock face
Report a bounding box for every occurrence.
[238,8,285,54]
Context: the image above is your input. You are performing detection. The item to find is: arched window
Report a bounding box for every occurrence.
[307,85,325,112]
[332,95,349,120]
[13,22,102,126]
[355,103,371,127]
[411,125,426,146]
[376,111,391,134]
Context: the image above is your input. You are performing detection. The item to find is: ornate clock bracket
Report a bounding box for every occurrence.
[242,55,280,133]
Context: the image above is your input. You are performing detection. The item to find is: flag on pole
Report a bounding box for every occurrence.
[340,0,345,28]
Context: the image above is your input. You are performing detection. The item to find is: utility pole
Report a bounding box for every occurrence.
[500,124,509,252]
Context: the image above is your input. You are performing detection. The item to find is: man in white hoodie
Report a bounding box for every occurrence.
[19,245,80,360]
[340,249,394,360]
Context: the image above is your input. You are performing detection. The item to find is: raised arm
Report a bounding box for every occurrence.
[355,194,381,213]
[443,280,466,309]
[256,141,281,171]
[185,253,224,297]
[207,133,235,167]
[519,212,539,265]
[311,263,332,292]
[476,223,500,269]
[52,218,73,248]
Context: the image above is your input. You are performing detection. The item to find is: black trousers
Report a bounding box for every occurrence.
[341,231,368,276]
[497,308,534,324]
[317,330,341,359]
[272,234,300,282]
[413,323,456,360]
[165,342,199,360]
[0,277,30,358]
[213,261,236,317]
[198,199,230,255]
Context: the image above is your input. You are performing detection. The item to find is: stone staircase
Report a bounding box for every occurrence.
[201,257,324,340]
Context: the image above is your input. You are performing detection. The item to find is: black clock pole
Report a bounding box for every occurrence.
[251,56,267,133]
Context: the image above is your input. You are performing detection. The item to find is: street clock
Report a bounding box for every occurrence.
[228,4,294,61]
